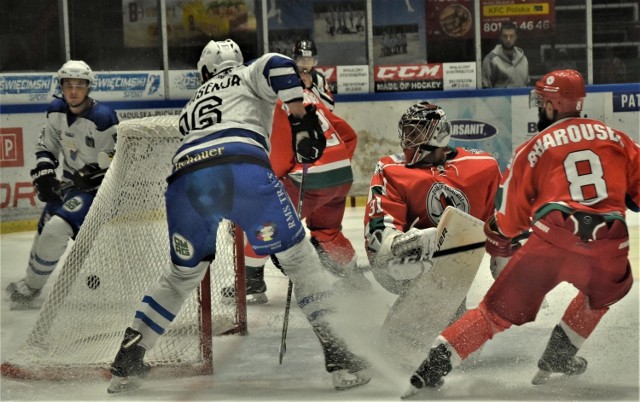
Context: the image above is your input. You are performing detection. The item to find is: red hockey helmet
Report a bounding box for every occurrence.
[530,69,586,116]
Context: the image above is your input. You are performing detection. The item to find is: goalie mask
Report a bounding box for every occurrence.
[399,102,451,166]
[58,60,94,88]
[197,39,243,82]
[529,69,585,117]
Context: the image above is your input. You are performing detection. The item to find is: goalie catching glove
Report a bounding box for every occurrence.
[72,163,107,192]
[289,104,326,164]
[31,167,61,203]
[377,227,438,281]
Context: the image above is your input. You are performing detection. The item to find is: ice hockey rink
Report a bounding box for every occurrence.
[1,207,638,401]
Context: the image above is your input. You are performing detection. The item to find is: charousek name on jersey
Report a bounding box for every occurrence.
[528,123,622,167]
[195,74,241,98]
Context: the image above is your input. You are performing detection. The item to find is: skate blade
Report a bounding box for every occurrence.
[247,293,268,305]
[332,369,371,391]
[10,300,43,310]
[107,375,144,394]
[400,385,421,399]
[531,369,552,385]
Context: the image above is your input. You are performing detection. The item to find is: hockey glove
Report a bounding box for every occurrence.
[289,105,326,164]
[483,215,521,258]
[72,163,107,192]
[391,227,438,262]
[31,167,61,203]
[377,227,438,281]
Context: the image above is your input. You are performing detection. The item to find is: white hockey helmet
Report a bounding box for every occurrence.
[197,39,243,81]
[399,102,451,165]
[58,60,94,87]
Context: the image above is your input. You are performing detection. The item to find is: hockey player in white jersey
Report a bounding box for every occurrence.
[6,60,118,309]
[108,39,370,393]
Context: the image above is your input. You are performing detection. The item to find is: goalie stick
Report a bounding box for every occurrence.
[432,229,531,258]
[279,163,308,364]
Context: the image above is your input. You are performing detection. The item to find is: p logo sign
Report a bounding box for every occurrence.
[0,128,24,168]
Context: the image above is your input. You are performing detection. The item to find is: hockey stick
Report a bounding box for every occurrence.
[279,163,308,364]
[432,230,531,258]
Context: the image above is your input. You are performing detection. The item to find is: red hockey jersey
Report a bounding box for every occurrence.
[365,148,501,252]
[270,90,357,190]
[495,117,640,237]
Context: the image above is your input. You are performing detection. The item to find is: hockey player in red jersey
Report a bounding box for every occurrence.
[364,101,502,297]
[404,69,640,397]
[226,89,363,304]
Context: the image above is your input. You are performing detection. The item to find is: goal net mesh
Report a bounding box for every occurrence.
[1,116,246,380]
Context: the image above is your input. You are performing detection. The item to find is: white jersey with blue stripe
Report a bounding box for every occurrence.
[36,97,118,182]
[175,53,304,171]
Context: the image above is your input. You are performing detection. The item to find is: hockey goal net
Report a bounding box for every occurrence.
[1,116,247,380]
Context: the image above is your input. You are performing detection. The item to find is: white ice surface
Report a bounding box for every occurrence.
[1,208,638,401]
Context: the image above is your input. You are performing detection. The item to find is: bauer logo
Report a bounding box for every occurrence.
[172,233,194,260]
[450,120,498,140]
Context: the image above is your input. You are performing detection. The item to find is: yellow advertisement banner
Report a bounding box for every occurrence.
[483,3,549,17]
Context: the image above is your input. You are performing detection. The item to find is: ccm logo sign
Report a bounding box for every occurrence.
[375,64,442,80]
[0,128,24,168]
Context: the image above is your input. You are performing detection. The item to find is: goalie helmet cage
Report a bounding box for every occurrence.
[1,116,247,381]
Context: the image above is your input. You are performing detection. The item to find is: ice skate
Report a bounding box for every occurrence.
[6,279,41,310]
[220,280,268,305]
[107,327,150,394]
[532,355,587,385]
[402,344,451,398]
[221,266,268,305]
[312,322,371,390]
[532,324,588,385]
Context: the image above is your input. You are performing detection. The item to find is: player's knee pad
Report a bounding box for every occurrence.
[162,261,209,296]
[35,215,73,262]
[275,239,333,296]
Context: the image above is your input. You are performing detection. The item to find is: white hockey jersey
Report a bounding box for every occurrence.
[174,53,304,173]
[36,97,118,182]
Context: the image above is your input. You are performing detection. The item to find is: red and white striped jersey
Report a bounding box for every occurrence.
[269,90,357,190]
[495,117,640,237]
